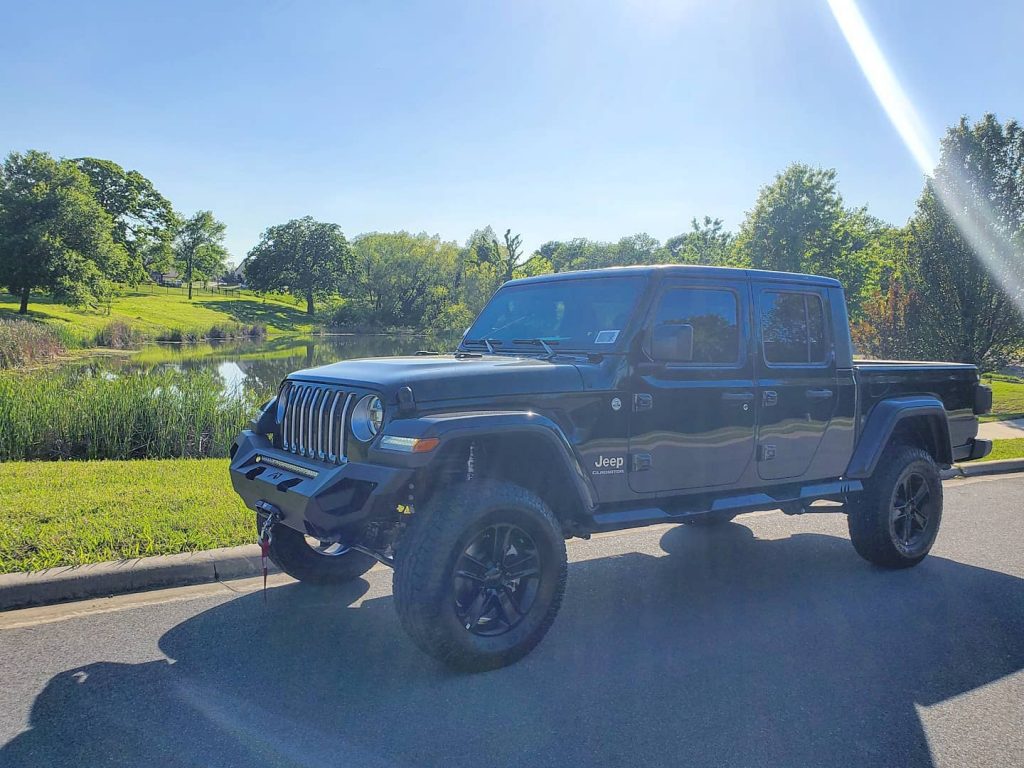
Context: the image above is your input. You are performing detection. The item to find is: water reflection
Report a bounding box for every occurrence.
[70,333,457,398]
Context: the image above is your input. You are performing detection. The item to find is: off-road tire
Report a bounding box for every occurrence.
[393,480,568,672]
[260,515,376,584]
[847,445,943,568]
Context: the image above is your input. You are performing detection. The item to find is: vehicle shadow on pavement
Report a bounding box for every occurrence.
[4,524,1024,768]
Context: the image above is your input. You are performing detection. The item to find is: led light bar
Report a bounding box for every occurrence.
[255,455,319,479]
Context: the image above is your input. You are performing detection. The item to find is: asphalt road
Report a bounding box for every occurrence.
[1,475,1023,768]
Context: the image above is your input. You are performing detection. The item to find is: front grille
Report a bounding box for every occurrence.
[280,383,353,464]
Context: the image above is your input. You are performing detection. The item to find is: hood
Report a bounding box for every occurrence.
[287,354,585,403]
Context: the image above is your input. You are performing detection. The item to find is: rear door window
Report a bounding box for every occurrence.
[760,291,828,365]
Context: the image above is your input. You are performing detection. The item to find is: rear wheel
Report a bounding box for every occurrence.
[847,445,943,568]
[393,481,567,672]
[261,516,376,584]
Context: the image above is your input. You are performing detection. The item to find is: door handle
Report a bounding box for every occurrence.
[721,392,754,403]
[806,388,833,401]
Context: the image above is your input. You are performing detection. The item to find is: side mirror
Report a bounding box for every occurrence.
[651,324,694,363]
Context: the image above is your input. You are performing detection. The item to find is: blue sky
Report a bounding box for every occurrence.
[2,0,1022,263]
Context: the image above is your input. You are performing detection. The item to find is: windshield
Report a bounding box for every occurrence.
[462,275,645,352]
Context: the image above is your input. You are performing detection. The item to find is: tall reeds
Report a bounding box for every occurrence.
[0,320,68,368]
[0,368,263,460]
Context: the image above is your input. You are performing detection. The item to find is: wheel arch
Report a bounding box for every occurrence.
[400,413,598,529]
[846,396,953,478]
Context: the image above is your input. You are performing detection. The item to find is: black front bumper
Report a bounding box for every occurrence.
[229,430,413,540]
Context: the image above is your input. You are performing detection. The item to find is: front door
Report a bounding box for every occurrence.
[753,284,838,480]
[628,277,757,493]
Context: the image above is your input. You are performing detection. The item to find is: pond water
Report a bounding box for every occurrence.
[68,333,459,397]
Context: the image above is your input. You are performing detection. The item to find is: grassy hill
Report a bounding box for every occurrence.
[0,287,313,340]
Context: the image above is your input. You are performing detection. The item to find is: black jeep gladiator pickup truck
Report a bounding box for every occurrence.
[230,265,993,670]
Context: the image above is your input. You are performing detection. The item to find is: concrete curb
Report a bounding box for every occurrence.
[0,544,279,612]
[3,459,1023,612]
[941,458,1024,480]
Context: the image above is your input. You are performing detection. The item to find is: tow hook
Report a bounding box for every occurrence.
[256,501,282,602]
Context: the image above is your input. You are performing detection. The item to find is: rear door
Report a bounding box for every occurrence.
[628,276,756,493]
[753,284,837,480]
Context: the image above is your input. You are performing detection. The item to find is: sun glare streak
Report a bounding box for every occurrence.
[826,0,1024,316]
[826,0,935,174]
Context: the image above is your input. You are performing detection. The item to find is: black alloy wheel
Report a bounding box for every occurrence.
[889,470,936,557]
[453,523,541,636]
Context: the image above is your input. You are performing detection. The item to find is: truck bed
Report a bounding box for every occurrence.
[852,359,981,451]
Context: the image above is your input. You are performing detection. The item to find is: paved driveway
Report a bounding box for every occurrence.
[1,474,1023,767]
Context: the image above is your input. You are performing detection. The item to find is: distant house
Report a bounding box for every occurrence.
[226,258,249,286]
[150,267,182,287]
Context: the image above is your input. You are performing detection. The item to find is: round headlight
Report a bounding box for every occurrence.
[352,394,384,442]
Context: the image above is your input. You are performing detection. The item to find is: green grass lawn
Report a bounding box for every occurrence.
[1,439,1022,573]
[0,287,313,341]
[981,373,1024,423]
[981,438,1024,462]
[0,459,251,573]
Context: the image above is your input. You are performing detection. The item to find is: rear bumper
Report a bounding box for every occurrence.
[953,438,993,463]
[229,430,412,540]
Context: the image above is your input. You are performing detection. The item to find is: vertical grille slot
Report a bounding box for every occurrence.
[279,383,351,464]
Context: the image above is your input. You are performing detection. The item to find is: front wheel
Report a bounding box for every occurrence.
[261,515,376,584]
[847,445,943,568]
[393,481,568,672]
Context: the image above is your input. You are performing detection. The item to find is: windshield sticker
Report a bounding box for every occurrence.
[594,330,620,344]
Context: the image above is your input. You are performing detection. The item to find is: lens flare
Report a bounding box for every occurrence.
[826,0,1024,315]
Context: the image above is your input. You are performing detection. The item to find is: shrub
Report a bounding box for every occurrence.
[324,299,377,330]
[95,320,146,349]
[156,323,267,343]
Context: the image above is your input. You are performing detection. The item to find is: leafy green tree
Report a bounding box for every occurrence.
[734,164,844,273]
[174,210,227,300]
[464,227,524,283]
[246,216,351,315]
[613,233,662,266]
[734,163,893,318]
[666,217,734,265]
[904,114,1024,366]
[0,150,129,313]
[346,231,461,328]
[71,157,178,279]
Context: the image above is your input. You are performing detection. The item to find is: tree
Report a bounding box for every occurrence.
[464,227,524,283]
[345,231,460,327]
[903,114,1024,366]
[0,150,130,313]
[71,157,178,280]
[734,163,892,319]
[734,164,844,273]
[246,216,351,315]
[666,217,734,265]
[174,210,227,300]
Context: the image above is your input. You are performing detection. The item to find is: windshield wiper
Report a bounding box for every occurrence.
[512,338,558,358]
[461,338,503,354]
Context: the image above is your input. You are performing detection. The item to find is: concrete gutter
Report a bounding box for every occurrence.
[940,457,1024,480]
[0,545,279,612]
[2,459,1023,613]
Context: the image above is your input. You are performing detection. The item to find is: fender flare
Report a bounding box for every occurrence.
[845,396,953,478]
[372,410,598,512]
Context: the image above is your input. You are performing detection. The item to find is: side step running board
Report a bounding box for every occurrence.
[586,480,862,533]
